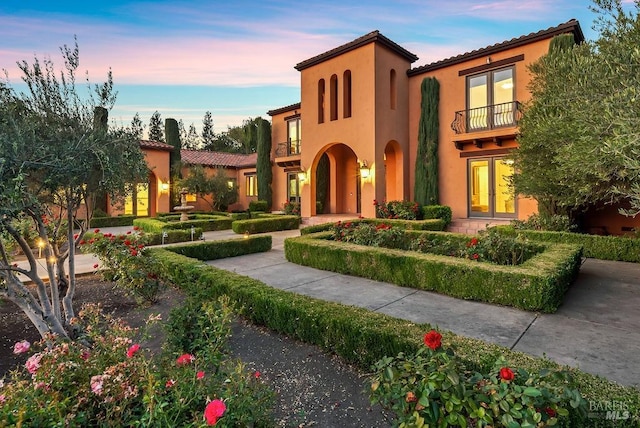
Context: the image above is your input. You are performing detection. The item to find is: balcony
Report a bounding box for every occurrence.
[450,101,522,150]
[274,140,301,167]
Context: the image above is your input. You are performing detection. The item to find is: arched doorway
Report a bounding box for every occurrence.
[384,141,403,201]
[313,143,360,215]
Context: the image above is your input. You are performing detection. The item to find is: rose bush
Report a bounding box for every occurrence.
[82,229,164,304]
[0,300,274,427]
[370,330,587,427]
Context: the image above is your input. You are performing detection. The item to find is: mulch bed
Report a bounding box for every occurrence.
[0,275,392,427]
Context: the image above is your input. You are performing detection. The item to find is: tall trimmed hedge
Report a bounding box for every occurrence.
[256,118,272,210]
[415,77,439,206]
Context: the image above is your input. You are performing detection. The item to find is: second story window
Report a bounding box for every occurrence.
[343,70,352,118]
[467,66,514,130]
[287,117,301,155]
[330,74,338,121]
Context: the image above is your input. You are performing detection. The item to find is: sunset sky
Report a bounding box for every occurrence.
[0,0,625,135]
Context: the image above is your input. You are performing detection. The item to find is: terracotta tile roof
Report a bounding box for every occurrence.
[267,102,301,117]
[181,150,257,169]
[295,30,418,71]
[408,19,584,76]
[139,140,175,151]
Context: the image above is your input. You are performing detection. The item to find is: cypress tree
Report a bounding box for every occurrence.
[148,111,164,142]
[165,118,182,208]
[414,77,440,205]
[548,33,575,55]
[256,118,273,210]
[316,153,329,213]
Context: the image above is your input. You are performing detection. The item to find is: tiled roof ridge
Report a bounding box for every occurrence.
[295,30,418,71]
[408,19,584,76]
[139,140,175,151]
[267,102,301,117]
[180,149,257,168]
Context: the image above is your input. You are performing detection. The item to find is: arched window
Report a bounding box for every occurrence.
[343,70,352,118]
[330,74,338,121]
[318,79,325,124]
[390,69,397,110]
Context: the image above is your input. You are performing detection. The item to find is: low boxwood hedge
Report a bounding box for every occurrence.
[300,218,446,235]
[165,235,272,260]
[422,205,452,227]
[133,216,232,233]
[496,225,640,262]
[83,228,204,246]
[148,247,640,428]
[90,215,137,228]
[232,215,300,234]
[284,231,582,313]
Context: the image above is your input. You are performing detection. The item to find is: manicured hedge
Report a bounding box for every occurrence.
[148,247,640,428]
[249,200,268,212]
[232,215,300,234]
[284,232,582,313]
[165,235,272,260]
[133,216,232,233]
[496,225,640,262]
[422,205,452,227]
[83,228,204,246]
[90,215,137,228]
[300,218,446,235]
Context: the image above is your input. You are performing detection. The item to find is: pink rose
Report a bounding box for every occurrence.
[25,353,42,374]
[13,340,30,354]
[90,375,106,395]
[197,371,205,380]
[204,399,226,425]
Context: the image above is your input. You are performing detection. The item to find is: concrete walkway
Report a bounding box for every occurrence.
[16,226,640,387]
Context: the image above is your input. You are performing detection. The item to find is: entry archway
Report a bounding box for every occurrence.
[312,143,360,215]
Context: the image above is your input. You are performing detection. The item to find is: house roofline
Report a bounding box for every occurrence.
[294,30,418,71]
[267,102,301,117]
[408,19,584,77]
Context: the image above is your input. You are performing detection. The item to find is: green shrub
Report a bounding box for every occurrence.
[331,221,411,249]
[232,215,300,234]
[166,235,272,260]
[93,207,108,218]
[511,213,576,232]
[283,201,300,216]
[148,248,640,428]
[249,200,268,212]
[374,199,422,220]
[371,330,586,427]
[422,205,452,227]
[496,225,640,262]
[90,215,137,228]
[301,218,446,235]
[285,232,581,312]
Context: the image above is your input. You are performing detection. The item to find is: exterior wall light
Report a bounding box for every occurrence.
[160,181,170,194]
[298,169,307,182]
[359,161,370,179]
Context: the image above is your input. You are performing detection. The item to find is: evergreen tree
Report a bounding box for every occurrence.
[178,119,187,147]
[148,110,164,142]
[185,123,202,150]
[130,112,144,140]
[256,118,273,210]
[414,77,439,205]
[201,111,216,150]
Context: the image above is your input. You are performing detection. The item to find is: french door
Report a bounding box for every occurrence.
[468,157,515,218]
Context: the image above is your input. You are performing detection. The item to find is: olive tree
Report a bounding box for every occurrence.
[0,40,148,339]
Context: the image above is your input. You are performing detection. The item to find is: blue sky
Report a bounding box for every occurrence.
[0,0,622,135]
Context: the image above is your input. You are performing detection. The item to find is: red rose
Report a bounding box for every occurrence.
[204,399,226,426]
[166,379,176,388]
[94,229,100,233]
[197,371,205,380]
[499,367,515,381]
[176,353,195,366]
[127,344,140,358]
[472,253,479,260]
[423,330,442,350]
[544,407,557,418]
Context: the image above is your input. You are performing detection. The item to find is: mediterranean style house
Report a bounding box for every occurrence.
[106,18,638,235]
[267,19,590,233]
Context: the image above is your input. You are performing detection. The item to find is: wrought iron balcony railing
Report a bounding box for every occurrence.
[451,101,522,134]
[275,139,301,157]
